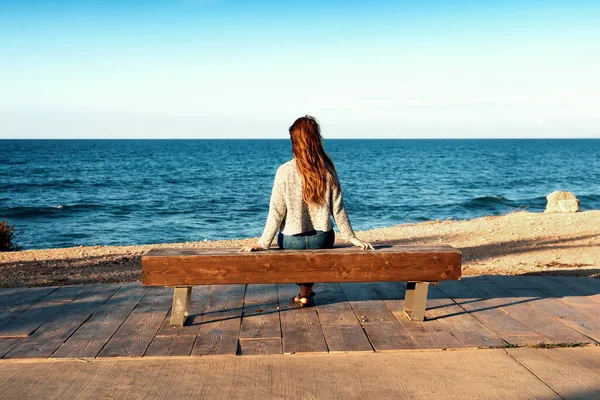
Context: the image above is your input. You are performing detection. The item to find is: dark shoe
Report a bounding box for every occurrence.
[290,291,316,307]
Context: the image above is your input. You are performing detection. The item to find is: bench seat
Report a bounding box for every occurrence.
[142,244,462,326]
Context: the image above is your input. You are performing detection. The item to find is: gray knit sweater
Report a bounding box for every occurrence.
[258,159,356,249]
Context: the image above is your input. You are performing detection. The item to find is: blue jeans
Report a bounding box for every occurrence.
[277,229,335,293]
[277,229,335,250]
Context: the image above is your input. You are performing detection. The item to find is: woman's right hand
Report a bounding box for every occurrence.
[239,244,265,252]
[350,237,375,250]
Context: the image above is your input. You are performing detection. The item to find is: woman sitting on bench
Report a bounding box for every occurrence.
[240,115,374,306]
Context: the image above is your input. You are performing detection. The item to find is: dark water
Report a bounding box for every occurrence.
[1,139,599,250]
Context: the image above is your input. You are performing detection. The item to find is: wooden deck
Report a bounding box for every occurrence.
[1,275,599,359]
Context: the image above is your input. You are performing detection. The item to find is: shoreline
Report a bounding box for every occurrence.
[1,210,599,288]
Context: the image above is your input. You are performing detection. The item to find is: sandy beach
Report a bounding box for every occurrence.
[1,210,598,288]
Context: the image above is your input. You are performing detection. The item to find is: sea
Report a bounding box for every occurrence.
[1,139,599,250]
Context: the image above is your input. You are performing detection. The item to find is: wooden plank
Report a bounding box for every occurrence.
[394,318,465,350]
[313,283,363,325]
[190,285,246,356]
[524,276,600,318]
[146,244,459,256]
[156,285,211,337]
[424,285,505,348]
[238,338,282,355]
[0,287,26,305]
[277,284,328,354]
[462,276,592,344]
[370,282,465,349]
[437,280,547,345]
[320,324,373,352]
[315,300,362,326]
[340,283,418,351]
[488,276,600,343]
[3,284,121,359]
[0,285,87,338]
[198,285,246,324]
[142,245,461,285]
[511,275,586,297]
[0,338,23,358]
[483,275,540,290]
[507,288,600,343]
[97,287,172,358]
[340,283,402,324]
[0,286,50,310]
[549,276,600,304]
[239,284,281,339]
[367,281,406,299]
[144,335,196,357]
[362,323,420,351]
[314,283,373,352]
[51,283,149,359]
[312,282,345,296]
[192,318,242,356]
[0,286,58,326]
[507,274,594,302]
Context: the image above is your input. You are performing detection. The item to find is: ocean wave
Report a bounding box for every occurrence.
[579,194,600,201]
[112,204,140,215]
[462,195,546,212]
[1,203,104,219]
[0,159,28,166]
[155,209,196,215]
[232,206,265,213]
[1,178,83,191]
[578,194,600,210]
[462,196,508,210]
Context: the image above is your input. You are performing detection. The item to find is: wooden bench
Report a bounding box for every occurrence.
[142,244,462,327]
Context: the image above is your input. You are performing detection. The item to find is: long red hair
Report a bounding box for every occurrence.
[289,116,339,205]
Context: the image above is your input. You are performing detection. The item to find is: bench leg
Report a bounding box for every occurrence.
[403,282,429,321]
[171,287,192,327]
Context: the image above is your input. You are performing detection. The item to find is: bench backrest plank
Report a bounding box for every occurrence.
[142,245,461,286]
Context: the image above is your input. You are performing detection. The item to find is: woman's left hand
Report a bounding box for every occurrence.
[239,244,265,252]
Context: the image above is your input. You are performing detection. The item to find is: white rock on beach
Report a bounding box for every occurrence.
[545,191,579,213]
[558,199,580,213]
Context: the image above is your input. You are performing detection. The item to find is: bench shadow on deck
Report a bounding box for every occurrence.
[1,275,599,359]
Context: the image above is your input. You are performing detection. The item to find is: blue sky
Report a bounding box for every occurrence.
[1,0,599,138]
